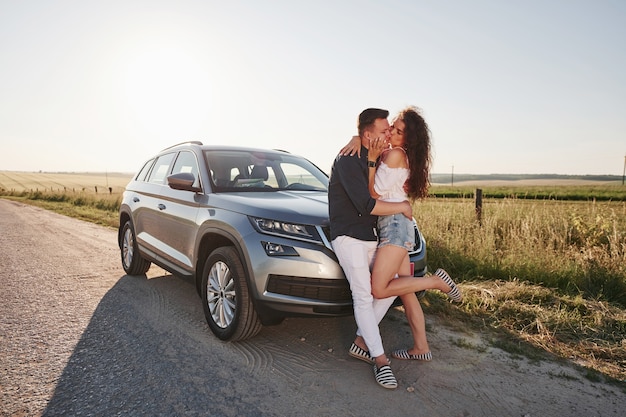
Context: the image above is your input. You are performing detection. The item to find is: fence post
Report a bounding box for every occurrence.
[475,188,483,225]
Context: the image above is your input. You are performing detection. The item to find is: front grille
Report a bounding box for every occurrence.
[266,275,352,303]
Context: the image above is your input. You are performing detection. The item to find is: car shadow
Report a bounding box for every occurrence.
[41,272,357,416]
[42,273,253,416]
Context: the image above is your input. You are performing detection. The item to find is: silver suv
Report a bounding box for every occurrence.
[118,142,427,341]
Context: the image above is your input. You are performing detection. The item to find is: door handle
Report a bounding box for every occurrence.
[158,203,166,210]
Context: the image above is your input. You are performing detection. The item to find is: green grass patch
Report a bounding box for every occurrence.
[430,184,626,201]
[1,190,120,228]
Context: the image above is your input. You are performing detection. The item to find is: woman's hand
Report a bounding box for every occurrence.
[339,136,361,157]
[367,136,387,162]
[400,200,413,219]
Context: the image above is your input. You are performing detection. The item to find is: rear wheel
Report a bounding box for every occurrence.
[120,220,151,275]
[201,246,262,341]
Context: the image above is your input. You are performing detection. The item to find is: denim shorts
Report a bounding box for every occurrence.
[377,213,415,251]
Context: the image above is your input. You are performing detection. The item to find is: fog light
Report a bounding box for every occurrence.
[262,241,298,256]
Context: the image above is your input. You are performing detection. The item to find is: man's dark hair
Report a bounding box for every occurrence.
[358,108,389,137]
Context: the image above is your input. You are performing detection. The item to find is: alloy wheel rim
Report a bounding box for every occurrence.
[123,228,133,268]
[206,260,236,328]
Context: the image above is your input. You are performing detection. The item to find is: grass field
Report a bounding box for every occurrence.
[0,171,131,227]
[1,171,625,384]
[0,171,133,194]
[413,197,625,382]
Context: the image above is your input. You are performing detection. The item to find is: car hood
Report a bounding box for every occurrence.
[207,191,330,225]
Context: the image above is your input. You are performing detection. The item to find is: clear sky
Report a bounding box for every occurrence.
[1,0,625,175]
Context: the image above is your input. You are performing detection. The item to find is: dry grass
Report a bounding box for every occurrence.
[416,198,626,305]
[413,197,626,383]
[456,280,625,381]
[0,172,128,228]
[12,195,121,228]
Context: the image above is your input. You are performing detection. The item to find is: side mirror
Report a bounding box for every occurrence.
[167,172,201,192]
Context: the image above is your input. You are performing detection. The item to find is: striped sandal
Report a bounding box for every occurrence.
[391,349,432,361]
[434,268,462,302]
[348,342,374,364]
[373,364,397,389]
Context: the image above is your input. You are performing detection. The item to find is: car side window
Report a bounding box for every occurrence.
[147,153,176,185]
[135,158,155,182]
[171,151,200,188]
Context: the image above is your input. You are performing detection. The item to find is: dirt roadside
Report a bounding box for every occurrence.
[0,199,624,417]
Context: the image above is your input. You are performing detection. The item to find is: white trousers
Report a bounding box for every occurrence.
[332,235,396,357]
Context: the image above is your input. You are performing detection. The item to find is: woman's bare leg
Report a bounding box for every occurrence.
[399,293,430,355]
[396,253,429,354]
[371,246,452,299]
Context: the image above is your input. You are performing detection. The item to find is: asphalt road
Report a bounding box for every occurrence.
[1,199,624,417]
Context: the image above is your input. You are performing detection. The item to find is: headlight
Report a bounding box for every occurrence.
[261,241,298,256]
[249,217,323,244]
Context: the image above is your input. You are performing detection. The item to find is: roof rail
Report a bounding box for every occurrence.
[161,141,204,151]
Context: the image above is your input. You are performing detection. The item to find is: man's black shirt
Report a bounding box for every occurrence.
[328,145,378,241]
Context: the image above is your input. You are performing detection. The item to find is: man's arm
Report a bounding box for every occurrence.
[335,152,412,219]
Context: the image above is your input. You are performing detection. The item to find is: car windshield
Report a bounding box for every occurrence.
[205,149,328,192]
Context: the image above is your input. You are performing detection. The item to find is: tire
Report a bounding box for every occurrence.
[201,246,262,341]
[120,220,151,275]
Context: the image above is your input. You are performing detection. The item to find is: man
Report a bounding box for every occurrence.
[328,108,413,389]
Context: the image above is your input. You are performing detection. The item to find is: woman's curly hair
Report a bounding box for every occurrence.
[400,106,432,200]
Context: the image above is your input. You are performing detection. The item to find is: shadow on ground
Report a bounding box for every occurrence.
[41,273,294,417]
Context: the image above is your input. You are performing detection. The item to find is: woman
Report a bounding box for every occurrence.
[341,106,461,361]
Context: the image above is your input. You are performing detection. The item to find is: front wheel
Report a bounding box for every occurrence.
[201,246,262,341]
[120,220,151,275]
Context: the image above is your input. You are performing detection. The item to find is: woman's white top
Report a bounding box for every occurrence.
[374,148,409,202]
